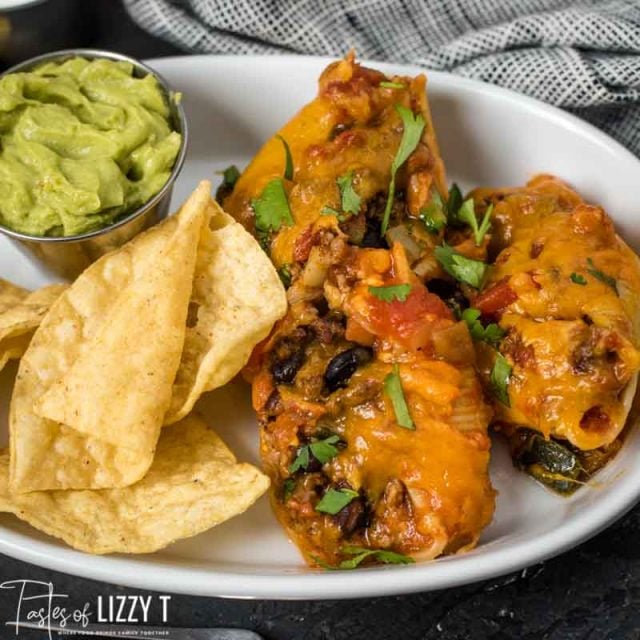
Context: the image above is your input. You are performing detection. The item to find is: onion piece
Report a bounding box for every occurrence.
[302,247,329,288]
[385,225,422,263]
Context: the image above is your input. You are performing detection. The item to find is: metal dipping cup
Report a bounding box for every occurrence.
[0,48,188,280]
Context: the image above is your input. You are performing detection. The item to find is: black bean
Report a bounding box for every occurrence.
[360,216,388,248]
[324,347,373,393]
[427,278,468,316]
[271,348,306,385]
[264,389,282,415]
[335,495,369,534]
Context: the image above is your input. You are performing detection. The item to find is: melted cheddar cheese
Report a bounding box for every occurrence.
[472,175,640,450]
[225,53,447,269]
[224,55,495,567]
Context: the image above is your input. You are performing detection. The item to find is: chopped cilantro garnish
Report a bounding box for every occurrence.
[446,183,463,224]
[382,105,425,234]
[276,134,294,181]
[461,308,505,346]
[368,283,411,302]
[570,272,587,285]
[277,264,292,288]
[288,446,310,474]
[321,172,361,221]
[310,435,342,464]
[586,258,618,295]
[491,353,512,407]
[384,364,415,430]
[337,546,415,570]
[251,178,293,235]
[457,199,493,246]
[434,244,487,289]
[311,555,335,570]
[419,192,447,234]
[379,81,406,89]
[337,171,362,216]
[282,478,296,502]
[289,435,341,474]
[321,206,341,217]
[221,165,240,190]
[316,488,359,515]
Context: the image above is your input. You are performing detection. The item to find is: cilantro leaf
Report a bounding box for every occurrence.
[338,546,415,569]
[476,205,493,244]
[461,307,481,324]
[311,555,336,570]
[491,353,512,407]
[461,308,505,346]
[477,323,505,346]
[337,171,361,216]
[282,477,296,502]
[321,173,361,221]
[457,199,493,246]
[391,106,425,175]
[278,264,292,288]
[371,549,415,565]
[434,244,487,289]
[276,134,294,181]
[252,178,293,235]
[446,183,464,224]
[586,258,618,295]
[368,283,412,302]
[315,488,359,515]
[336,551,372,570]
[221,165,240,190]
[456,199,475,227]
[419,192,447,234]
[309,435,342,464]
[379,81,406,89]
[570,272,587,285]
[288,435,341,474]
[288,446,310,474]
[384,364,415,430]
[382,105,425,234]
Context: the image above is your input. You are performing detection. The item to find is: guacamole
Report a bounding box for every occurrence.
[0,57,182,237]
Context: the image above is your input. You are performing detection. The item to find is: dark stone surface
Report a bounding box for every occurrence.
[0,0,182,71]
[0,1,638,638]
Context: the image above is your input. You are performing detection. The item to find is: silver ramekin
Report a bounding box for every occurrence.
[0,48,188,280]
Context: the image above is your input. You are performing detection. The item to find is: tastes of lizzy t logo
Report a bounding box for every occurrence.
[1,580,171,638]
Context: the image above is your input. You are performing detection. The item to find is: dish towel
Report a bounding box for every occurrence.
[123,0,640,157]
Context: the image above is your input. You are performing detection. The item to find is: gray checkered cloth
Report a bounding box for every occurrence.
[123,0,640,156]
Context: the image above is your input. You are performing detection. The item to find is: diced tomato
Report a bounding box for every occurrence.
[293,226,320,262]
[475,278,517,315]
[345,317,375,346]
[365,285,453,350]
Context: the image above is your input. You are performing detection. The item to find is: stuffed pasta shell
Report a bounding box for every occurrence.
[470,175,640,492]
[223,54,495,568]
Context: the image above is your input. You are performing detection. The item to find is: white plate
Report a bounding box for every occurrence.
[1,55,639,600]
[0,0,46,9]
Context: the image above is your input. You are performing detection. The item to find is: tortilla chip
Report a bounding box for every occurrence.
[166,199,287,424]
[0,414,269,554]
[0,280,29,307]
[0,281,67,372]
[10,181,211,493]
